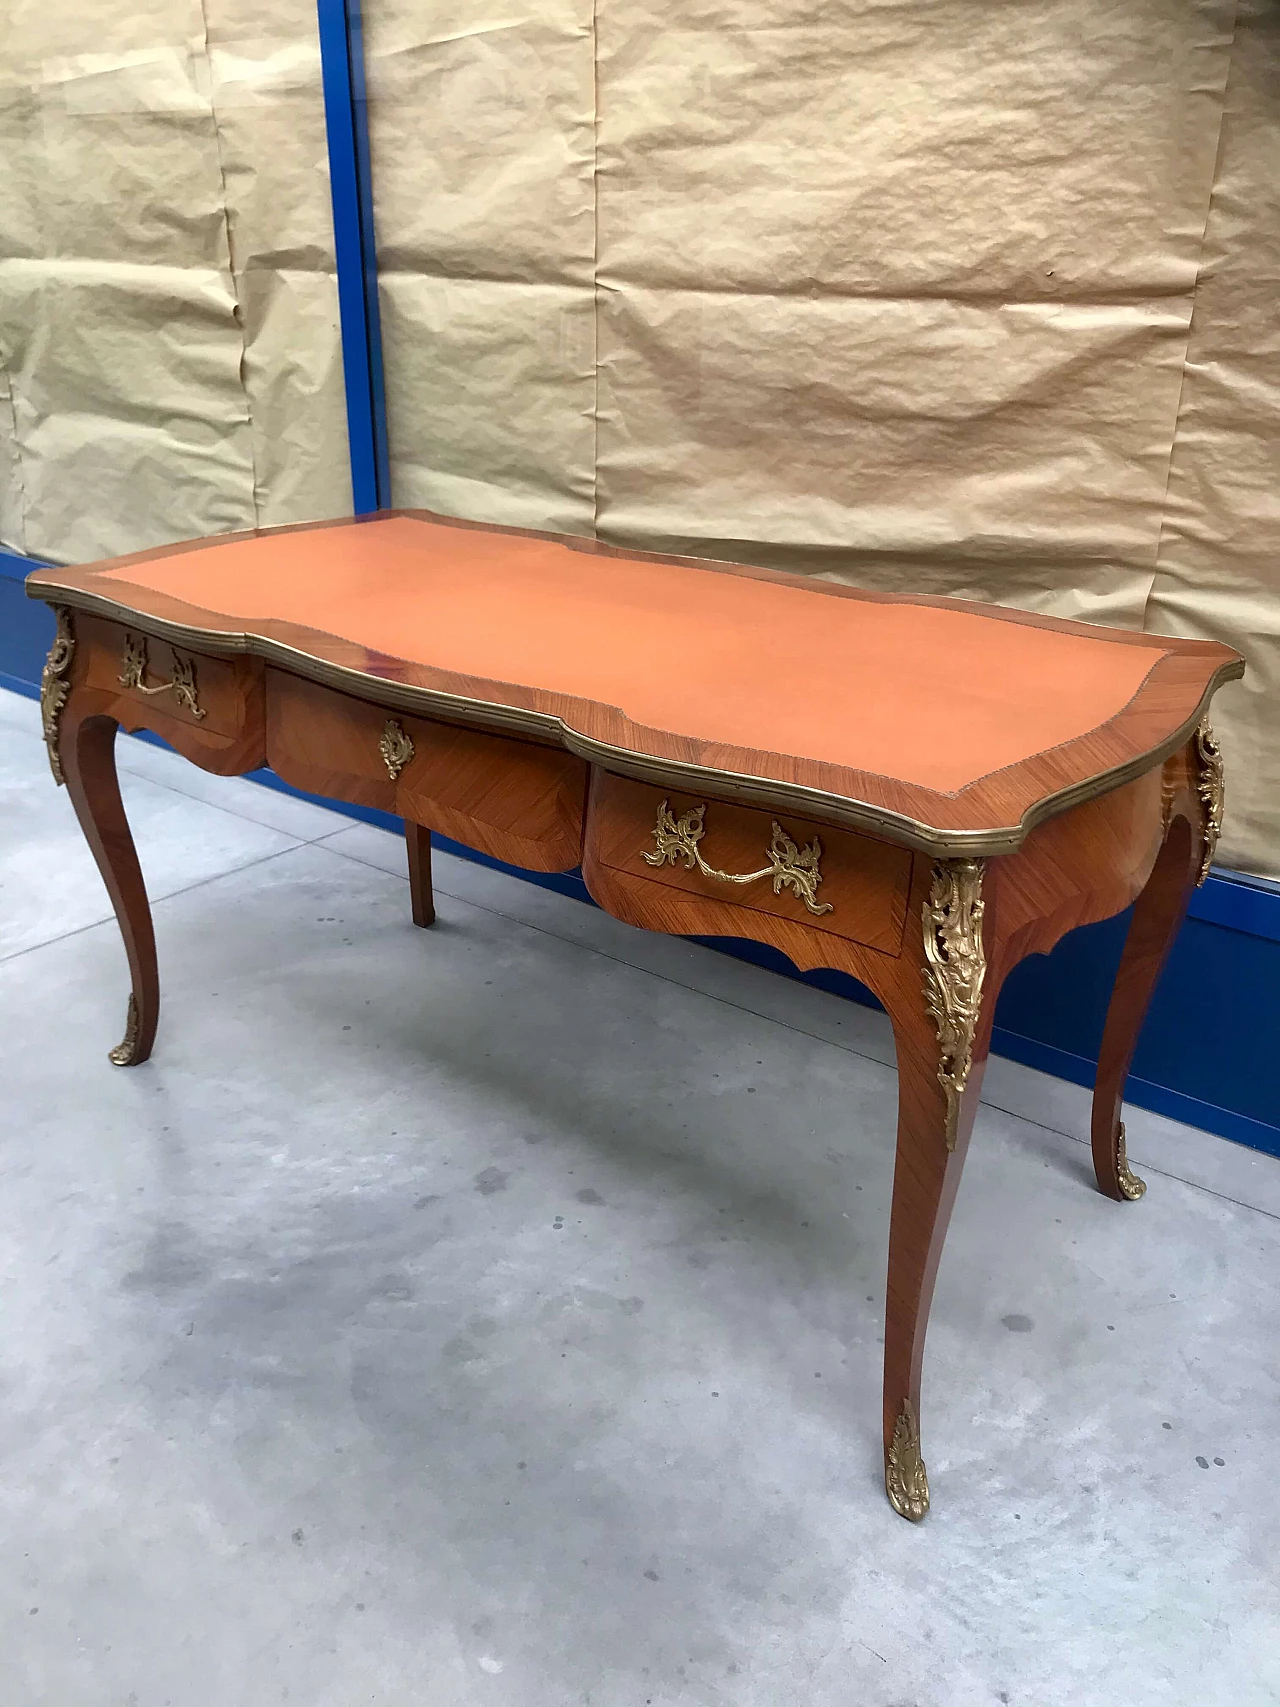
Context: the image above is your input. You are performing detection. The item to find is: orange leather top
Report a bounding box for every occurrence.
[98,514,1168,794]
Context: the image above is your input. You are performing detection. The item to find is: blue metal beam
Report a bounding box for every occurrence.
[317,0,390,513]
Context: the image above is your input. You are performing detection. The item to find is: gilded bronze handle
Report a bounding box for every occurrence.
[119,633,206,720]
[642,798,834,916]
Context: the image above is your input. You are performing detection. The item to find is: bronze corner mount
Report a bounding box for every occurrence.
[40,606,76,785]
[921,858,987,1151]
[1193,720,1224,886]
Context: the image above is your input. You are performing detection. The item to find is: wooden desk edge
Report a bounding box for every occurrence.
[27,573,1245,861]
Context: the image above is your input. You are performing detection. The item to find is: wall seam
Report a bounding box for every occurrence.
[195,0,263,529]
[0,354,33,558]
[1142,2,1242,637]
[590,0,602,540]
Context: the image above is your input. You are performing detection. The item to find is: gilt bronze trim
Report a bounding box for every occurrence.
[886,1398,930,1522]
[379,718,415,782]
[1193,720,1224,886]
[40,606,75,785]
[1114,1122,1147,1201]
[108,994,142,1067]
[922,858,986,1151]
[643,798,834,916]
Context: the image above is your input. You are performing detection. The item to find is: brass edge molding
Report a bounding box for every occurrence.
[886,1399,930,1522]
[40,606,75,785]
[24,583,1244,860]
[119,632,206,720]
[108,994,141,1066]
[1193,720,1224,886]
[379,718,415,782]
[642,798,834,915]
[1114,1122,1147,1202]
[922,858,986,1151]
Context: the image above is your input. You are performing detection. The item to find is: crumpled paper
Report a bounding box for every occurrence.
[368,0,1278,878]
[3,0,1276,877]
[0,0,350,567]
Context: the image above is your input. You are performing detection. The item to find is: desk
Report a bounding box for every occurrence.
[28,511,1243,1521]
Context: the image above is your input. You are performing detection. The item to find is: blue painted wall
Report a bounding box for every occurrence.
[4,560,1275,1156]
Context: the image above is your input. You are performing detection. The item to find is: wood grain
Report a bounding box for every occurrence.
[265,671,587,874]
[69,621,266,775]
[406,820,436,929]
[588,771,912,954]
[78,612,259,740]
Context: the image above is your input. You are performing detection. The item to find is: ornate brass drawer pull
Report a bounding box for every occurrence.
[379,718,415,781]
[643,798,834,916]
[119,633,206,720]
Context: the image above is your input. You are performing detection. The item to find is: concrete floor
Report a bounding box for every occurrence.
[1,683,1277,1707]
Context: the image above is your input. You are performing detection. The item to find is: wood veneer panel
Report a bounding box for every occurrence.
[79,614,260,743]
[266,671,586,873]
[589,772,911,955]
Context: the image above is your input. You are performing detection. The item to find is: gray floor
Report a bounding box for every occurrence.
[1,684,1277,1707]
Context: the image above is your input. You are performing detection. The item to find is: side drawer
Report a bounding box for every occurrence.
[588,772,912,955]
[79,615,257,740]
[265,670,587,873]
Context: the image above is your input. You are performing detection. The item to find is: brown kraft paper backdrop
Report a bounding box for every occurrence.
[0,0,352,567]
[366,0,1278,879]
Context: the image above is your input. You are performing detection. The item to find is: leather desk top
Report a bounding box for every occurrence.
[28,510,1243,856]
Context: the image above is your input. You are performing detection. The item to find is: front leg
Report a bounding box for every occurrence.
[879,857,994,1521]
[58,700,159,1066]
[1090,727,1219,1201]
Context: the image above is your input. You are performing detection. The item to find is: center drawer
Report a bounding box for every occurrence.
[265,670,587,873]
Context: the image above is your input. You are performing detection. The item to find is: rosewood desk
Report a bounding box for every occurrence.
[27,512,1243,1522]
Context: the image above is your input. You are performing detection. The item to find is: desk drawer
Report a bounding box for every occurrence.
[588,773,911,955]
[265,671,586,873]
[79,615,257,739]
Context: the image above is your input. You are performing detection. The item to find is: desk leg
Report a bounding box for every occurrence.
[406,821,435,927]
[880,857,993,1521]
[61,708,159,1067]
[1090,812,1199,1202]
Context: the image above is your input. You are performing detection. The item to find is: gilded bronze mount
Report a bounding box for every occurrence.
[40,606,75,784]
[643,798,834,916]
[379,718,415,782]
[886,1398,930,1521]
[1193,720,1224,886]
[921,858,987,1150]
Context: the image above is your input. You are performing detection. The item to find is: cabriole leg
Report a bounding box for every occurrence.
[59,705,159,1066]
[1091,724,1221,1202]
[1090,815,1201,1202]
[880,857,993,1521]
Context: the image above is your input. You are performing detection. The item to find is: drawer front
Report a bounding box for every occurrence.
[266,670,587,873]
[80,616,256,739]
[589,772,911,954]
